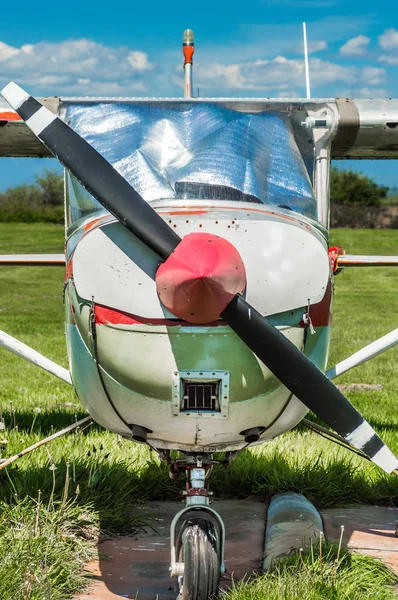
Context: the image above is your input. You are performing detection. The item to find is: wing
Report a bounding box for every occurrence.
[0,98,56,157]
[2,95,398,158]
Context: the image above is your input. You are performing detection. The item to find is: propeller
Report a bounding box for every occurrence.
[0,83,180,260]
[3,82,397,475]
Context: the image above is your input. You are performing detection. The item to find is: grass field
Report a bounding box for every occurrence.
[0,223,397,598]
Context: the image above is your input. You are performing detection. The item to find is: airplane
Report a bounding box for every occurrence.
[1,28,398,600]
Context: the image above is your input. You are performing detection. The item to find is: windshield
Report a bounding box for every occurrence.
[64,102,317,230]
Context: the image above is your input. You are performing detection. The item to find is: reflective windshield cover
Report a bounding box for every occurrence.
[64,102,316,229]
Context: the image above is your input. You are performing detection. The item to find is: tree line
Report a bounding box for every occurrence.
[0,167,393,225]
[0,170,64,223]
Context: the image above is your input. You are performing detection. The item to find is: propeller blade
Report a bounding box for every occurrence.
[1,83,181,260]
[222,295,398,474]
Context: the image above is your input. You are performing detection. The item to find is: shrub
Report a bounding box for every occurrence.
[0,170,63,224]
[330,167,388,207]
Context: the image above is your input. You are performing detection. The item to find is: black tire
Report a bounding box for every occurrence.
[177,516,220,600]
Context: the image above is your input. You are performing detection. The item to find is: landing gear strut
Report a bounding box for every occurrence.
[169,454,225,600]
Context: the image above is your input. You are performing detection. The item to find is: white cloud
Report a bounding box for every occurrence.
[192,55,392,98]
[0,41,19,62]
[0,35,393,100]
[339,86,390,98]
[127,51,153,72]
[310,41,328,53]
[379,55,398,66]
[195,55,356,92]
[21,44,34,55]
[378,28,398,67]
[378,28,398,50]
[310,58,356,86]
[355,87,389,98]
[296,40,328,54]
[360,66,386,86]
[37,75,69,85]
[276,89,300,98]
[340,35,370,57]
[0,38,153,95]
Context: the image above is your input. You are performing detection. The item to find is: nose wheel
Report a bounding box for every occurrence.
[169,454,225,600]
[177,513,220,599]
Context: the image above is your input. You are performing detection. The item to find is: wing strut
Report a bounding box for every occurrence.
[338,255,398,267]
[0,254,65,266]
[0,330,72,385]
[327,328,398,380]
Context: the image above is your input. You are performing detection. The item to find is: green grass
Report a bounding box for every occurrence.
[224,543,397,600]
[0,224,397,598]
[0,498,95,600]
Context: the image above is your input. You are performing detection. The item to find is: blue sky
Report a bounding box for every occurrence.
[1,0,398,191]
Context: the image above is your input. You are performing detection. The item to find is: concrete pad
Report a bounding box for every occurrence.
[263,493,323,570]
[76,500,266,600]
[321,505,398,575]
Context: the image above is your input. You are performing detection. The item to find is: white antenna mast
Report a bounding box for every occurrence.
[303,22,311,99]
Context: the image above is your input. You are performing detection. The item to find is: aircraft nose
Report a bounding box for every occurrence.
[155,232,246,323]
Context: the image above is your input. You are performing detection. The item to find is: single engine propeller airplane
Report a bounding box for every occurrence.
[1,29,398,599]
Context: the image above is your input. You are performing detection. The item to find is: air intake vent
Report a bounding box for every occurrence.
[172,370,230,419]
[182,380,220,412]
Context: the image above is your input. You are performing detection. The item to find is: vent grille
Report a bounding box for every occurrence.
[182,380,221,412]
[172,370,229,418]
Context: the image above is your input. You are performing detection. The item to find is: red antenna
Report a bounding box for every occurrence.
[183,29,194,98]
